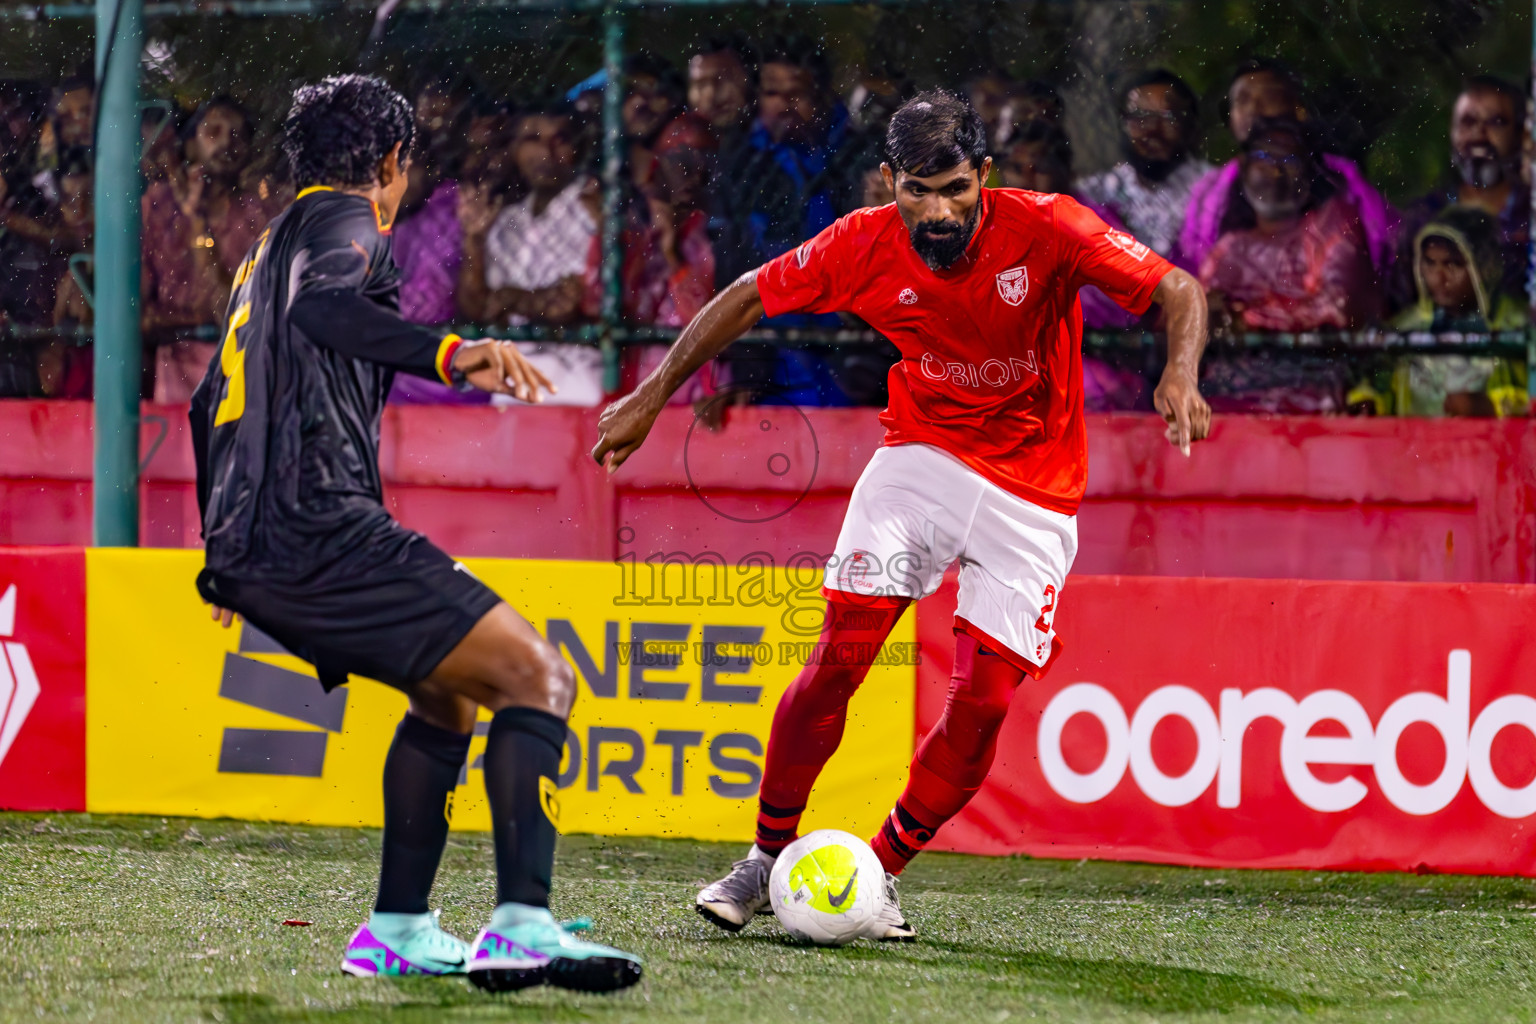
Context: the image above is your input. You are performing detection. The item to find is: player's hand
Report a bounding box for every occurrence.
[1152,368,1210,457]
[453,339,557,403]
[205,601,236,629]
[592,389,662,474]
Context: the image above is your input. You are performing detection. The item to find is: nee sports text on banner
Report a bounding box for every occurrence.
[85,549,915,841]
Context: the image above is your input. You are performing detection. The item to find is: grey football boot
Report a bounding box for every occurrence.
[695,846,773,932]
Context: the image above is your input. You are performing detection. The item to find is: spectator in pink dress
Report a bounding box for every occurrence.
[1201,119,1377,332]
[1198,119,1377,413]
[1180,60,1398,281]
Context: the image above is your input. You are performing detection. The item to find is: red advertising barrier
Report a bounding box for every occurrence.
[0,547,86,811]
[915,574,1536,874]
[4,400,1536,582]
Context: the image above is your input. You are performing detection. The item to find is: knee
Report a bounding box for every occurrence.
[542,649,576,713]
[486,640,575,718]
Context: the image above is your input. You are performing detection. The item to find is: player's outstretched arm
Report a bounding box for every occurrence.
[451,339,556,403]
[288,290,553,402]
[591,270,765,473]
[1149,267,1213,457]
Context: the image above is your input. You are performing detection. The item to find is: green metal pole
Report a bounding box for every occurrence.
[599,2,624,392]
[93,0,143,546]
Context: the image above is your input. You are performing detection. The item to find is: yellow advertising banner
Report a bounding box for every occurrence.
[86,549,915,842]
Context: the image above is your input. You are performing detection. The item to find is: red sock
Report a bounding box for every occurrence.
[754,596,909,855]
[871,631,1025,874]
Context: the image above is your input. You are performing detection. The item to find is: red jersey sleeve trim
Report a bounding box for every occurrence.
[953,615,1062,680]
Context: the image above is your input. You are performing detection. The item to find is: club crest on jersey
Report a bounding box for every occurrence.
[898,288,918,305]
[1105,230,1150,261]
[996,265,1029,306]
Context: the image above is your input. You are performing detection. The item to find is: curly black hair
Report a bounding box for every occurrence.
[282,74,414,188]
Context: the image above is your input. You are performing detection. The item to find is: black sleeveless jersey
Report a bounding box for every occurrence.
[189,188,461,581]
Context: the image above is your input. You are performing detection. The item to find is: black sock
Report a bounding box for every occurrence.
[483,706,566,908]
[374,713,471,914]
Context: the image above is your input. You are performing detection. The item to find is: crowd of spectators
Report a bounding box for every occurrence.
[1,42,1530,416]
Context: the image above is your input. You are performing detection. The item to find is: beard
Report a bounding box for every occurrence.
[909,202,982,270]
[1453,146,1513,189]
[1123,137,1184,183]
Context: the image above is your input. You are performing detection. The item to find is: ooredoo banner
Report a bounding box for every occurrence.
[22,541,1536,878]
[919,575,1536,875]
[85,549,914,841]
[0,547,86,812]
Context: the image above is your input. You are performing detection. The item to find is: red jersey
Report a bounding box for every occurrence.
[755,188,1173,515]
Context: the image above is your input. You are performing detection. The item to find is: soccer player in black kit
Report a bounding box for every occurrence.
[190,75,641,994]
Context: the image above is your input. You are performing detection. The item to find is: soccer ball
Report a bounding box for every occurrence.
[768,829,887,945]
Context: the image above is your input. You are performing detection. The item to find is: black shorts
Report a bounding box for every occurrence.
[196,537,502,692]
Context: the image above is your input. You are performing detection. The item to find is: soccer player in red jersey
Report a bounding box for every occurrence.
[592,91,1211,940]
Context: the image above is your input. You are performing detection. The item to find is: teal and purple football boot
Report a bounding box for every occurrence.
[467,903,642,993]
[340,910,471,978]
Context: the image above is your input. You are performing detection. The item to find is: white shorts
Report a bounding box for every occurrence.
[822,443,1077,675]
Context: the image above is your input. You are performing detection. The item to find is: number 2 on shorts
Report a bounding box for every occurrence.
[1033,584,1057,634]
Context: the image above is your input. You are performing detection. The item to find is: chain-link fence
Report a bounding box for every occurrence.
[0,0,1531,414]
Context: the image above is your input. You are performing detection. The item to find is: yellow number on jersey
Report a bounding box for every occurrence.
[213,303,252,426]
[231,229,270,290]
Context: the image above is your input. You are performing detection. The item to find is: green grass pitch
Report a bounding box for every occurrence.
[3,813,1536,1022]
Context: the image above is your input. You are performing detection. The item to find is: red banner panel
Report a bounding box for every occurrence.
[0,547,86,811]
[916,575,1536,875]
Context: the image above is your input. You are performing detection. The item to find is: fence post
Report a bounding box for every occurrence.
[93,0,143,547]
[599,1,625,392]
